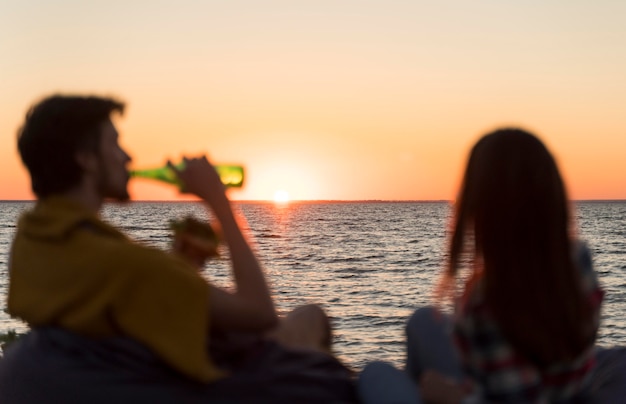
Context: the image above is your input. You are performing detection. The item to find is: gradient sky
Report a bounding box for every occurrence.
[1,0,625,201]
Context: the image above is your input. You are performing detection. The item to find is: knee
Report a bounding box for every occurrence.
[283,304,332,351]
[406,306,437,339]
[288,304,330,334]
[361,361,400,379]
[297,304,331,349]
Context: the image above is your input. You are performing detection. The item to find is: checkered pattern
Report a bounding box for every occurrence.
[454,242,603,402]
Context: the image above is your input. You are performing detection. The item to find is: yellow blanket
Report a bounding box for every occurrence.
[8,197,223,383]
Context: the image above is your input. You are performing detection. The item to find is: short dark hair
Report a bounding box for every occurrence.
[17,95,125,198]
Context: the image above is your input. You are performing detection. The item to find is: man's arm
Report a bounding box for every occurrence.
[170,156,278,332]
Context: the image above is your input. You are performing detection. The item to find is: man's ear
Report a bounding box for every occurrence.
[74,150,98,174]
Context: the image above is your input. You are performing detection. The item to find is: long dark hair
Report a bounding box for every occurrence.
[442,128,594,367]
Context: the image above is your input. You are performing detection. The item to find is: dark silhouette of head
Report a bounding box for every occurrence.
[18,95,125,198]
[444,128,593,367]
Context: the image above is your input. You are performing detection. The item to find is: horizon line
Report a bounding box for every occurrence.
[1,199,625,203]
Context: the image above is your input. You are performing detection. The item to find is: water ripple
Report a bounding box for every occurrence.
[0,201,624,371]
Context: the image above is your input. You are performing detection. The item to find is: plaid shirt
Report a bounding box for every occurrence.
[454,242,604,403]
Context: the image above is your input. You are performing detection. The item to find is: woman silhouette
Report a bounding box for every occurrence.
[359,128,625,403]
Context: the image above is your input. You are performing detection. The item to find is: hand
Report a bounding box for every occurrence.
[168,156,230,213]
[172,231,217,269]
[419,370,467,404]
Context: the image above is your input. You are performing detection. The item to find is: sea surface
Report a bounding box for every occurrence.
[1,201,625,370]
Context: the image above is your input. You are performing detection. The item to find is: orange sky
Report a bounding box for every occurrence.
[1,1,625,201]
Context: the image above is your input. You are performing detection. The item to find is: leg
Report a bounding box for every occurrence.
[267,304,332,354]
[358,361,421,404]
[405,306,463,382]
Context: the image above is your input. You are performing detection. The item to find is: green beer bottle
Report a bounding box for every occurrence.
[130,162,245,188]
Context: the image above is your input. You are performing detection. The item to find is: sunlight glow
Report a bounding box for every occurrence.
[273,190,290,204]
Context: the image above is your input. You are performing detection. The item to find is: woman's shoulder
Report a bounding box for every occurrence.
[571,239,604,307]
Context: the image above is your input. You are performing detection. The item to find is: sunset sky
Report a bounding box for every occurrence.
[1,1,625,201]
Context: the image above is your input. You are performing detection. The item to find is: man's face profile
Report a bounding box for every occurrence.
[95,120,132,202]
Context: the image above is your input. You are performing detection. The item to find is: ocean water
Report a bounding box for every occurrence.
[1,201,625,370]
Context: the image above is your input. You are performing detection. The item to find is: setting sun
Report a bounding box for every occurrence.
[1,1,625,202]
[273,190,290,204]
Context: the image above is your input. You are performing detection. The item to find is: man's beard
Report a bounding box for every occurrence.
[96,164,130,202]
